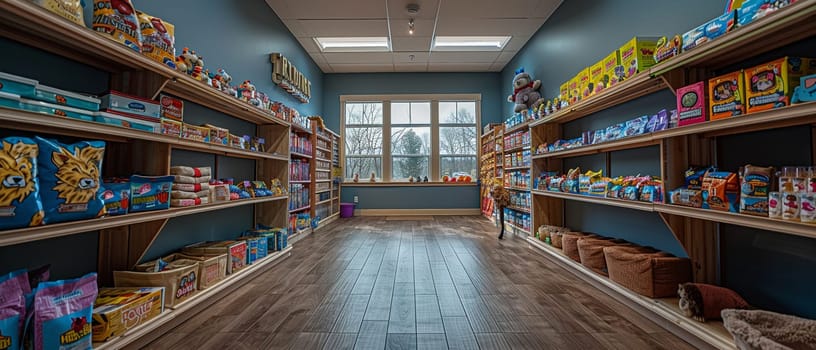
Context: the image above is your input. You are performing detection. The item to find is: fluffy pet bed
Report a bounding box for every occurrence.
[722,309,816,350]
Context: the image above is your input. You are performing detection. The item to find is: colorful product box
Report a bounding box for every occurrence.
[115,259,197,308]
[33,84,100,111]
[677,82,708,126]
[654,35,682,64]
[740,195,769,216]
[708,71,745,120]
[94,111,159,132]
[160,118,182,137]
[619,36,660,79]
[129,175,172,212]
[159,94,183,121]
[171,253,228,290]
[182,123,210,143]
[0,72,37,98]
[588,60,605,98]
[241,237,260,264]
[92,287,165,342]
[559,81,570,100]
[100,91,161,120]
[744,57,809,113]
[567,76,580,104]
[182,240,248,274]
[102,181,130,216]
[205,124,229,146]
[682,11,735,52]
[0,91,20,109]
[575,68,591,101]
[19,98,94,121]
[602,50,622,89]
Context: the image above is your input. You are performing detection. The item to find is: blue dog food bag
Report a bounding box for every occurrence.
[33,273,97,350]
[0,137,45,230]
[35,137,106,224]
[102,181,130,216]
[129,175,173,212]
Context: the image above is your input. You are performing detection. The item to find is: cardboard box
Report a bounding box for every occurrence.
[677,82,708,126]
[653,35,682,64]
[745,57,809,113]
[559,81,570,100]
[682,11,735,52]
[171,253,228,290]
[619,37,660,79]
[588,60,605,98]
[592,51,621,95]
[182,123,210,143]
[100,91,161,120]
[182,240,248,274]
[92,287,165,342]
[159,94,183,121]
[205,124,229,146]
[574,68,591,101]
[114,258,198,308]
[708,70,745,120]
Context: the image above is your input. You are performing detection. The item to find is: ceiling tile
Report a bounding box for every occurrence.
[429,51,501,63]
[281,19,306,36]
[387,0,440,19]
[279,0,386,19]
[490,61,508,72]
[533,0,563,19]
[438,0,548,19]
[323,52,395,64]
[427,63,493,72]
[394,63,429,72]
[434,18,543,36]
[296,19,388,36]
[331,64,396,73]
[497,50,518,62]
[389,18,435,37]
[391,36,432,51]
[295,36,322,53]
[317,62,333,73]
[393,52,430,63]
[503,35,532,51]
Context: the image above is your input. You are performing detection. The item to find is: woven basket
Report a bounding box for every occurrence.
[562,232,590,262]
[577,237,626,276]
[171,253,228,290]
[115,257,198,308]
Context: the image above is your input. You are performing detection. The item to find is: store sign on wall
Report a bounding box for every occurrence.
[270,53,311,103]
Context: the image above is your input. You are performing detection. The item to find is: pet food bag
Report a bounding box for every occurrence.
[702,171,740,212]
[31,0,85,26]
[129,175,172,212]
[35,137,106,224]
[0,270,29,350]
[0,137,45,230]
[137,11,176,69]
[33,272,97,350]
[92,0,142,53]
[102,181,130,216]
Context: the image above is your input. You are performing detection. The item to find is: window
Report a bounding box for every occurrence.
[344,102,383,180]
[341,95,480,182]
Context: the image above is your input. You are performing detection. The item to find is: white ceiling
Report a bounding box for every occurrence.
[265,0,563,73]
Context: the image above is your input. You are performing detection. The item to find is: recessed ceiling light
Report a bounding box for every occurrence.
[432,36,511,51]
[313,37,391,52]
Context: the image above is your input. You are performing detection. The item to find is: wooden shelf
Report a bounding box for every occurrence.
[533,134,659,160]
[316,157,331,162]
[654,204,816,240]
[504,121,531,134]
[290,151,313,159]
[315,198,332,206]
[504,165,530,171]
[289,206,310,213]
[316,168,331,173]
[504,222,530,234]
[0,196,287,248]
[504,144,531,153]
[531,72,665,127]
[315,133,331,142]
[290,180,310,184]
[332,197,339,201]
[0,107,288,161]
[93,247,292,350]
[506,186,530,192]
[316,146,331,152]
[531,190,656,212]
[315,179,332,183]
[315,189,331,194]
[526,237,734,350]
[649,0,816,76]
[505,206,530,214]
[290,123,312,134]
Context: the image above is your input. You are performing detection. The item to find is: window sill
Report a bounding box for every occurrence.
[341,182,477,187]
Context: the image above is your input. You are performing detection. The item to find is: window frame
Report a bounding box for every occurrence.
[340,94,481,182]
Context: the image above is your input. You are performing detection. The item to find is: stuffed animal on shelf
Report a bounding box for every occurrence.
[678,283,751,322]
[353,173,360,183]
[408,176,415,183]
[369,172,376,182]
[507,68,545,113]
[423,176,428,182]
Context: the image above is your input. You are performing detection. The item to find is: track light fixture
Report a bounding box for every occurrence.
[408,18,415,35]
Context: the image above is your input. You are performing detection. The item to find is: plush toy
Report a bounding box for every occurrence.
[369,172,376,182]
[353,173,360,183]
[678,283,751,322]
[507,68,545,113]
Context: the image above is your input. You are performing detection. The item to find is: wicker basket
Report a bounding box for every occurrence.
[562,232,590,262]
[604,245,692,298]
[171,253,228,290]
[182,240,247,274]
[114,257,198,308]
[576,237,626,276]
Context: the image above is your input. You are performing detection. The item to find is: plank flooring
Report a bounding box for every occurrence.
[144,216,694,350]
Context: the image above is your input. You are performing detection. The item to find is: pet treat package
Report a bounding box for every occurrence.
[35,137,106,224]
[769,191,782,218]
[32,0,85,26]
[800,193,816,223]
[0,270,27,350]
[170,166,211,177]
[129,175,172,212]
[682,11,735,52]
[33,273,98,350]
[708,70,745,120]
[160,118,182,137]
[159,95,183,122]
[670,188,703,208]
[745,57,809,113]
[92,287,165,342]
[92,0,142,53]
[101,181,130,216]
[137,11,176,69]
[171,183,209,192]
[0,137,45,230]
[740,165,773,197]
[677,82,708,126]
[702,171,740,212]
[618,36,660,79]
[781,192,800,220]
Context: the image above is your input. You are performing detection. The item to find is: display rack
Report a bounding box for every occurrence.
[310,117,342,229]
[502,124,532,235]
[528,2,816,348]
[0,1,296,347]
[289,118,313,237]
[479,124,503,219]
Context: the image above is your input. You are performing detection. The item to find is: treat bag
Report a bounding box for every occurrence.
[33,273,97,350]
[800,193,816,223]
[769,192,782,218]
[781,192,800,221]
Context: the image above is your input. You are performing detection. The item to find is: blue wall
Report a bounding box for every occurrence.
[341,185,478,210]
[322,72,502,131]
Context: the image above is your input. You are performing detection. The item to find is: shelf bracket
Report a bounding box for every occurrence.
[97,218,169,286]
[658,68,687,96]
[110,71,171,101]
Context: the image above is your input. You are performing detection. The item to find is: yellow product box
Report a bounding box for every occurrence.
[588,60,605,98]
[92,0,142,53]
[182,123,210,143]
[619,36,660,79]
[575,68,591,101]
[92,287,165,342]
[567,76,580,104]
[137,11,176,69]
[602,50,622,89]
[744,57,809,113]
[708,70,745,120]
[559,81,570,101]
[204,124,229,146]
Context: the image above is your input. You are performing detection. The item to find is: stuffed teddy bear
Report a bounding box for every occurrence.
[508,68,545,113]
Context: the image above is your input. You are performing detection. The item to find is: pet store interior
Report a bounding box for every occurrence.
[0,0,814,349]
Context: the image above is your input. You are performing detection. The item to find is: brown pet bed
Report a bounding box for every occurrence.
[577,237,626,276]
[722,309,816,350]
[604,245,692,298]
[561,232,591,262]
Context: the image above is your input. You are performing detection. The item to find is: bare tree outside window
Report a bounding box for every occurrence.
[345,102,383,179]
[439,101,477,179]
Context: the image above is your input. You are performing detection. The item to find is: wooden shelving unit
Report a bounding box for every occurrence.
[479,124,504,219]
[528,2,816,348]
[310,117,342,228]
[0,1,296,347]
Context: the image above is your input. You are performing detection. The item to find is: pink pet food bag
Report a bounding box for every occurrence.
[33,273,97,350]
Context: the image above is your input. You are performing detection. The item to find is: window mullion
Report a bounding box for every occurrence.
[431,100,440,182]
[382,100,392,182]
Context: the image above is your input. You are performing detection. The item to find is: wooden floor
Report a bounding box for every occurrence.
[145,216,694,350]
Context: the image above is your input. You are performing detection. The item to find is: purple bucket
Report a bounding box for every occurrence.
[340,203,355,218]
